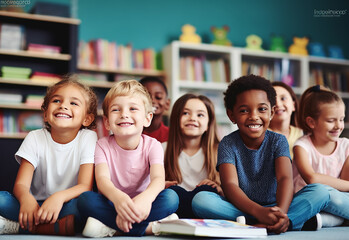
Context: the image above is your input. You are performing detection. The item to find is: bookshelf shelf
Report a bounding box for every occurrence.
[0,103,41,111]
[78,65,165,77]
[0,10,80,25]
[0,132,28,139]
[0,49,71,61]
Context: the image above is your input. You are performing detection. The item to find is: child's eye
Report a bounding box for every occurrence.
[198,113,205,118]
[111,108,119,112]
[155,96,163,100]
[239,109,248,113]
[259,107,267,112]
[130,107,138,111]
[52,99,60,103]
[281,97,287,101]
[183,111,189,115]
[71,101,79,106]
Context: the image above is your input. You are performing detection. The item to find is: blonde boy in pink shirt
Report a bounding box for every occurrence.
[77,80,178,237]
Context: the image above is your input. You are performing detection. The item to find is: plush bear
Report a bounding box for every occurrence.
[289,37,309,55]
[245,34,263,50]
[211,26,232,46]
[179,24,201,43]
[270,35,287,52]
[309,42,326,57]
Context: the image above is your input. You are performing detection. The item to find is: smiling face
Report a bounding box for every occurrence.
[44,84,92,134]
[228,89,274,149]
[104,95,152,145]
[142,81,169,116]
[180,98,209,139]
[273,86,295,125]
[307,101,345,144]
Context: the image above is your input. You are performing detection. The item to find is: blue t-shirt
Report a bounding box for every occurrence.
[217,130,291,205]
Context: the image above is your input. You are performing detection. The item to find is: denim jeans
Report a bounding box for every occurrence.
[0,191,83,233]
[322,185,349,219]
[77,188,179,236]
[192,183,330,230]
[169,184,218,218]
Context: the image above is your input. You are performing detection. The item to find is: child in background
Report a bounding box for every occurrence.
[293,85,349,227]
[140,76,170,143]
[164,93,222,218]
[192,75,330,234]
[77,80,178,237]
[0,75,98,236]
[269,82,303,159]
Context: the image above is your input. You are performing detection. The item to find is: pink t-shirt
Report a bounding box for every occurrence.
[293,135,349,192]
[94,134,164,198]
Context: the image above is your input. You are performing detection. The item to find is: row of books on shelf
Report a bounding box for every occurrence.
[0,110,43,134]
[78,39,158,71]
[179,56,229,83]
[0,90,44,107]
[241,60,297,86]
[0,23,62,54]
[309,68,349,92]
[1,66,61,83]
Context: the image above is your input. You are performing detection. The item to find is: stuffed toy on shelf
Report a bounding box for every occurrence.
[269,35,287,52]
[211,26,232,46]
[289,37,309,55]
[179,24,201,43]
[245,34,263,50]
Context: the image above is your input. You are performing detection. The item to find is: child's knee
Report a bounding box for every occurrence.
[161,189,179,211]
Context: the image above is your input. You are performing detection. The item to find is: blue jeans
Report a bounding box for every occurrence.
[169,184,218,218]
[322,185,349,219]
[77,189,179,236]
[0,191,83,233]
[192,183,330,230]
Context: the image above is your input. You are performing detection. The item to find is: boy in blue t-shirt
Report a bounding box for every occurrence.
[192,75,330,234]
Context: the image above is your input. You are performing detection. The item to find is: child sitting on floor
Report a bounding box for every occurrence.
[192,75,330,234]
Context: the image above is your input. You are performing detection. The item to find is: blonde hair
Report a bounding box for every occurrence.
[102,79,153,117]
[41,74,98,131]
[298,85,344,134]
[164,93,221,185]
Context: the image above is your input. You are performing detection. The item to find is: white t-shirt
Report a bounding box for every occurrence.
[163,142,207,191]
[15,128,97,200]
[293,134,349,193]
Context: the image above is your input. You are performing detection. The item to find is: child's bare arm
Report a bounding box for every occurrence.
[13,159,39,232]
[132,164,165,220]
[295,146,349,191]
[340,156,349,182]
[219,163,280,225]
[36,163,94,224]
[95,163,142,232]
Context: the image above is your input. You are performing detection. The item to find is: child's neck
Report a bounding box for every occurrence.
[182,137,201,156]
[115,134,140,150]
[310,134,337,155]
[50,128,79,144]
[269,121,290,139]
[144,114,162,132]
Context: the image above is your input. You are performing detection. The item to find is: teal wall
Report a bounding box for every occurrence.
[27,0,349,56]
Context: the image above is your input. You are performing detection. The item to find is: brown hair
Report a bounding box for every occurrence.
[41,74,98,131]
[164,93,220,185]
[272,81,299,127]
[298,85,343,134]
[102,79,153,118]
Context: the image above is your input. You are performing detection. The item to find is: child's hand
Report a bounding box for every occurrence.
[19,194,40,232]
[116,214,133,233]
[255,206,286,226]
[197,179,223,195]
[132,194,152,221]
[267,214,289,234]
[113,194,142,224]
[35,192,65,225]
[165,181,178,188]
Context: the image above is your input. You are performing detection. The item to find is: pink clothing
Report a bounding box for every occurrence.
[143,122,169,143]
[94,134,164,198]
[293,135,349,192]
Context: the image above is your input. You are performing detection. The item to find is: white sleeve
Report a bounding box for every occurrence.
[79,130,98,165]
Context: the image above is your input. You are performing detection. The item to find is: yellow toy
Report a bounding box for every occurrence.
[245,34,263,50]
[289,37,309,55]
[180,24,201,43]
[211,26,232,46]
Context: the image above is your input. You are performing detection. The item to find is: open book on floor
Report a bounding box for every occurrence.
[156,218,267,238]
